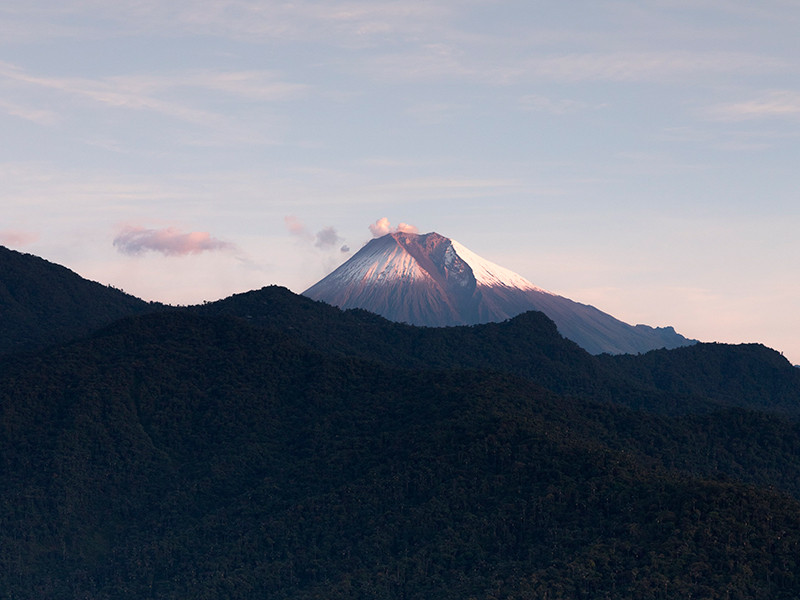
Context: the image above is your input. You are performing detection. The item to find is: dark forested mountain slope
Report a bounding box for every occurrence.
[601,342,800,416]
[199,286,800,418]
[3,253,800,599]
[0,245,160,354]
[2,312,800,599]
[195,286,603,395]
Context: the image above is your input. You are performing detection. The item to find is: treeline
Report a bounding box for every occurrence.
[0,246,159,354]
[2,306,800,598]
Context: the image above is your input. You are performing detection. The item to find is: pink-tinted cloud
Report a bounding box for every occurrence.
[369,217,392,237]
[396,222,418,234]
[284,215,312,239]
[0,230,39,247]
[369,217,419,238]
[113,225,234,256]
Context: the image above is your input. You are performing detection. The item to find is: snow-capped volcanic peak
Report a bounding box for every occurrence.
[303,231,696,355]
[303,231,557,328]
[326,230,547,293]
[325,233,433,287]
[450,239,550,294]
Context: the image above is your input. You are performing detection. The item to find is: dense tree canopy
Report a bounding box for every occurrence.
[2,252,800,598]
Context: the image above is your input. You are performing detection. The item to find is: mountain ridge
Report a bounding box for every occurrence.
[3,247,800,597]
[0,245,161,355]
[2,304,800,598]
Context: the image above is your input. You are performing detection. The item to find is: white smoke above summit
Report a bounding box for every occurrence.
[369,217,418,238]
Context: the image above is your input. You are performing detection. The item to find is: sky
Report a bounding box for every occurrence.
[1,1,799,363]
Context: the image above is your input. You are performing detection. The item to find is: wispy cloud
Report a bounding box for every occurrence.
[0,60,305,104]
[708,90,800,121]
[201,1,451,46]
[4,1,792,88]
[0,162,192,216]
[533,51,785,84]
[364,177,523,201]
[105,70,308,102]
[113,225,235,257]
[364,49,786,85]
[519,94,604,115]
[285,215,350,253]
[0,98,58,125]
[284,215,312,240]
[405,101,467,124]
[0,1,452,46]
[0,230,39,247]
[0,61,306,142]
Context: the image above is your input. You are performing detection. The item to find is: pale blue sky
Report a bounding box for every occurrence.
[2,1,799,362]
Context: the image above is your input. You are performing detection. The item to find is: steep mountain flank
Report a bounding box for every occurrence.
[0,245,160,354]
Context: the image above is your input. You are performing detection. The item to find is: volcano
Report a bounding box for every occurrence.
[303,231,694,355]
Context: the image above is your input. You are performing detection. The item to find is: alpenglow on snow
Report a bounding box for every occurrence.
[303,231,695,355]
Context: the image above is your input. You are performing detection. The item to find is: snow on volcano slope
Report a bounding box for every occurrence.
[303,233,468,326]
[303,232,695,354]
[450,239,548,293]
[318,233,432,288]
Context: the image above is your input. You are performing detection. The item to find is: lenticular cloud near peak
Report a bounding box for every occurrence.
[113,225,234,257]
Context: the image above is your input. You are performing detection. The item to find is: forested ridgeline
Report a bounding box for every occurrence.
[3,248,800,598]
[0,246,162,355]
[2,311,800,598]
[197,286,800,417]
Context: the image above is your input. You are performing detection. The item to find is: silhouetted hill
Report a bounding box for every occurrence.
[195,286,602,395]
[3,255,800,598]
[0,245,161,354]
[199,286,800,418]
[2,312,800,599]
[601,342,800,416]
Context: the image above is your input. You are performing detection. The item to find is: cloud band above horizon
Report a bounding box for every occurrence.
[113,226,235,257]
